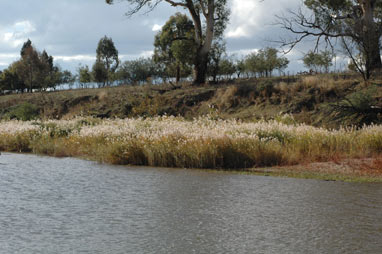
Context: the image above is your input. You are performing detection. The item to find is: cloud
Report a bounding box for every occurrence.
[120,50,154,60]
[228,48,259,57]
[0,53,19,69]
[226,0,301,39]
[226,0,260,38]
[54,55,95,62]
[152,24,162,32]
[1,20,36,48]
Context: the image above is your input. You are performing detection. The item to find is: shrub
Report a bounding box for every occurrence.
[6,103,40,121]
[330,87,381,126]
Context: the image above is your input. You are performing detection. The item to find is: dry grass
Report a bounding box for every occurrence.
[0,116,382,179]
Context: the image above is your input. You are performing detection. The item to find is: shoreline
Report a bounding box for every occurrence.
[247,158,382,182]
[2,151,381,183]
[1,116,382,183]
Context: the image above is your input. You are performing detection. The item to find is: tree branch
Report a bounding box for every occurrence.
[164,0,187,7]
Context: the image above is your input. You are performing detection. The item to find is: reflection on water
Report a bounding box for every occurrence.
[0,153,381,253]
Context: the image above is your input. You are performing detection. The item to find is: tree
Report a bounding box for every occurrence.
[0,66,25,93]
[2,40,66,93]
[92,61,108,87]
[347,53,366,73]
[61,70,76,89]
[17,40,40,92]
[117,58,156,85]
[153,13,195,83]
[218,57,236,80]
[244,48,289,77]
[303,50,333,73]
[106,0,229,85]
[207,40,226,83]
[39,50,63,91]
[235,59,246,78]
[278,0,382,79]
[78,65,92,88]
[95,36,119,86]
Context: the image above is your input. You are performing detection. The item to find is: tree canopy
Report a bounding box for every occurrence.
[106,0,229,84]
[278,0,382,79]
[303,50,333,73]
[245,48,289,77]
[94,36,119,86]
[0,40,69,93]
[153,13,195,83]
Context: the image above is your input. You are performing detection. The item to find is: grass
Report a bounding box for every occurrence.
[1,116,382,182]
[1,74,382,182]
[1,74,381,128]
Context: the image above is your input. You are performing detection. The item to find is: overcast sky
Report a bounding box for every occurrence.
[0,0,347,73]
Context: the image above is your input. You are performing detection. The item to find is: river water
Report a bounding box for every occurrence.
[0,152,381,254]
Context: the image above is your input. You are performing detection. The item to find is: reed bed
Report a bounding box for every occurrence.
[1,116,382,170]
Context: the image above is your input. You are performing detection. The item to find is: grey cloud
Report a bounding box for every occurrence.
[0,0,346,73]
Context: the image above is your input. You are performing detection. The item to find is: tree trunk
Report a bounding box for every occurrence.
[193,50,209,84]
[188,0,215,85]
[176,64,180,84]
[363,38,382,79]
[360,0,382,78]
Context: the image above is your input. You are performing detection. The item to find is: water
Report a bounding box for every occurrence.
[0,153,381,254]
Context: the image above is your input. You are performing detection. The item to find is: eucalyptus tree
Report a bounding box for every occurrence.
[96,36,119,86]
[153,13,195,83]
[0,66,25,93]
[278,0,382,79]
[303,50,333,73]
[245,48,289,77]
[117,58,156,85]
[78,65,92,88]
[235,59,246,78]
[17,40,40,92]
[218,57,236,80]
[207,40,226,83]
[106,0,229,85]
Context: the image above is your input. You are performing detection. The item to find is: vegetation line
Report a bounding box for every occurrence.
[0,116,381,181]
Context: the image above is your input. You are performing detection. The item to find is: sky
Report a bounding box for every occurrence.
[0,0,348,74]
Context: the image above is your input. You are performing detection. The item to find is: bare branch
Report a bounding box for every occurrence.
[164,0,187,7]
[275,7,358,54]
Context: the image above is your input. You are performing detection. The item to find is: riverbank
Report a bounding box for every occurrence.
[248,158,382,182]
[1,75,381,128]
[1,116,381,182]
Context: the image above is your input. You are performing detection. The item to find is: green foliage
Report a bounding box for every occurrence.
[303,50,333,73]
[208,40,227,82]
[218,58,236,79]
[256,80,275,97]
[0,67,25,92]
[37,122,73,138]
[6,103,39,121]
[105,0,230,84]
[78,65,92,87]
[235,59,246,78]
[331,87,381,126]
[95,36,119,86]
[299,0,382,79]
[153,13,195,83]
[245,48,289,77]
[1,40,70,93]
[116,58,157,85]
[92,61,108,87]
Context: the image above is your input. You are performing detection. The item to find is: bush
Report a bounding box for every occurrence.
[330,87,381,126]
[6,103,40,121]
[256,80,275,97]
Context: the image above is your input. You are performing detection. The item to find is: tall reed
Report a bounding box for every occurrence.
[1,116,381,169]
